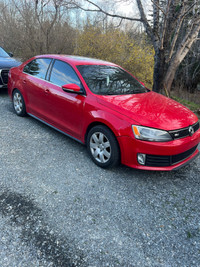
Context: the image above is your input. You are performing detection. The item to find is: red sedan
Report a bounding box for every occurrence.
[8,55,200,170]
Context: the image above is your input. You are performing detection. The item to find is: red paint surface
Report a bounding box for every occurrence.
[8,55,200,170]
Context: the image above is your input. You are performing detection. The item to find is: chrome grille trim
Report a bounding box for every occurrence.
[169,121,199,140]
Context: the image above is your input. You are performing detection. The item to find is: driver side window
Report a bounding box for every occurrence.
[49,60,82,89]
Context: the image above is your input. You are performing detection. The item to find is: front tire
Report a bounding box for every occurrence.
[12,89,27,116]
[87,125,120,168]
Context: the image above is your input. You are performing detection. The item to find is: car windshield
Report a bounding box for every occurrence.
[0,47,9,57]
[77,65,148,95]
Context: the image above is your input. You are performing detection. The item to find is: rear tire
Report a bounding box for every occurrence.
[12,89,27,117]
[87,125,120,168]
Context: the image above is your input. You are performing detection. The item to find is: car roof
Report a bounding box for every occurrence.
[34,54,117,66]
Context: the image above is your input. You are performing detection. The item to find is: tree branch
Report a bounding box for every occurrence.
[63,0,142,22]
[151,0,166,16]
[135,0,154,44]
[167,1,198,62]
[160,0,171,50]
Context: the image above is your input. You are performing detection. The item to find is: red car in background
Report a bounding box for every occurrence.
[8,55,200,170]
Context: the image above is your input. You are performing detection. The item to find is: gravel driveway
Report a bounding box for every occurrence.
[0,90,200,266]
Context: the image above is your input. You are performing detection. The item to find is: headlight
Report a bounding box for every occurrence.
[132,125,172,142]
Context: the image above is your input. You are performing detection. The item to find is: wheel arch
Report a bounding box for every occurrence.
[12,87,20,96]
[85,121,114,142]
[12,88,27,116]
[85,122,122,167]
[84,121,121,158]
[12,87,24,99]
[12,87,28,107]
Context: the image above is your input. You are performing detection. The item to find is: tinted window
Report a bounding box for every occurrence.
[77,65,148,95]
[23,58,52,79]
[50,60,82,88]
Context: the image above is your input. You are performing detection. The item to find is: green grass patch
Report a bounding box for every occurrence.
[171,95,200,111]
[171,95,200,119]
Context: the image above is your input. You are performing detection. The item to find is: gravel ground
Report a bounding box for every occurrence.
[0,90,200,267]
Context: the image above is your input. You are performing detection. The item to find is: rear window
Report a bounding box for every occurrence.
[23,58,52,80]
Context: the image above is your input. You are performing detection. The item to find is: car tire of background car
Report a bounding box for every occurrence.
[12,89,27,117]
[87,125,120,168]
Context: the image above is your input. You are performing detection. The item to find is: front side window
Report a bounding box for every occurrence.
[77,65,148,95]
[49,60,82,88]
[23,58,52,79]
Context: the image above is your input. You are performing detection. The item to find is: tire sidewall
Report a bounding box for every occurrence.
[12,89,26,117]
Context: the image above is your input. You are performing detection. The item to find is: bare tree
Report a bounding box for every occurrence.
[0,0,76,59]
[62,0,200,94]
[12,0,64,54]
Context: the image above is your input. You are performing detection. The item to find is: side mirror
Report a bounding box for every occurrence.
[62,83,81,94]
[8,52,13,57]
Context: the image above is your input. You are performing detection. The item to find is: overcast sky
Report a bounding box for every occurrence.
[84,0,151,18]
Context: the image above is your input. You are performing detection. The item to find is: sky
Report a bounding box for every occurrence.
[82,0,151,20]
[89,0,139,16]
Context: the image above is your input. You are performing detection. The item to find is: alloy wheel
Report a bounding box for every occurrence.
[13,92,23,114]
[89,132,111,163]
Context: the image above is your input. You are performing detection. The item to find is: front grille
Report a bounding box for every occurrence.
[169,121,199,139]
[146,155,171,167]
[145,145,198,167]
[172,145,198,165]
[194,122,200,132]
[1,69,9,84]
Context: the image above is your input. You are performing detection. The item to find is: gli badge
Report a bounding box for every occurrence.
[189,126,194,136]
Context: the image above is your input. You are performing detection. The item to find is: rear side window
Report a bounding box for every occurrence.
[49,60,82,88]
[23,58,52,80]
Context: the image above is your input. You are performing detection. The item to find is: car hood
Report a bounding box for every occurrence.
[0,57,21,69]
[96,91,198,131]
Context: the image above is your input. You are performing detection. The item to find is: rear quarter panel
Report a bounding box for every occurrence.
[8,66,30,110]
[8,67,22,95]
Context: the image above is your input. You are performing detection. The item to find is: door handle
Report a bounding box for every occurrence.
[22,79,26,84]
[45,89,50,94]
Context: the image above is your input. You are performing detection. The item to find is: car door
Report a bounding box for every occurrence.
[22,58,52,120]
[45,59,85,139]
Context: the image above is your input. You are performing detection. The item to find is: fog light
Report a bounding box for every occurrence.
[137,153,146,165]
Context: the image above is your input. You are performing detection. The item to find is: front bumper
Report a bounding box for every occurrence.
[118,128,200,171]
[0,69,9,88]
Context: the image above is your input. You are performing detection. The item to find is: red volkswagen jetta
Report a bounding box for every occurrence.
[8,55,200,170]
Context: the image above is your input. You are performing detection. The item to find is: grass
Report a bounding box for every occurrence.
[171,95,200,118]
[186,231,192,239]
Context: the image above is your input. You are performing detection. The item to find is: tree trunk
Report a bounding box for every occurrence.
[163,17,200,95]
[65,0,200,94]
[153,48,165,92]
[163,61,179,95]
